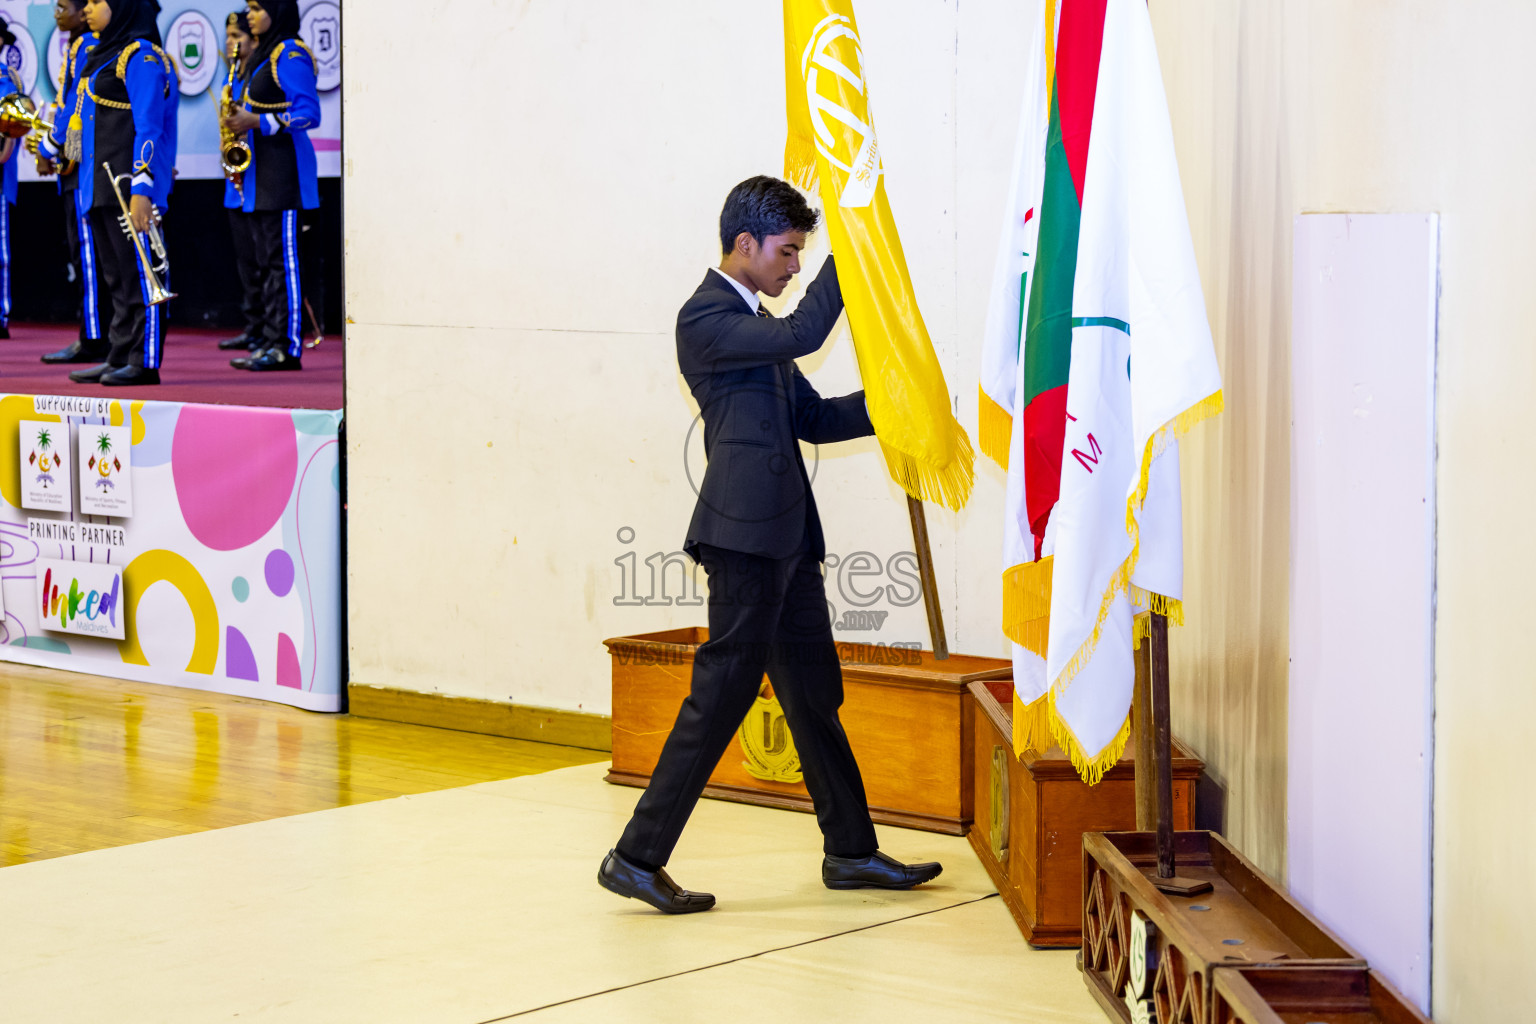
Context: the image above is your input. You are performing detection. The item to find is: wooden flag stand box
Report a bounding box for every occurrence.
[1210,966,1431,1024]
[604,627,1012,835]
[1079,830,1370,1024]
[967,678,1202,947]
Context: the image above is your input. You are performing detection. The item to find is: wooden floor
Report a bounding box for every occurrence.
[0,663,608,867]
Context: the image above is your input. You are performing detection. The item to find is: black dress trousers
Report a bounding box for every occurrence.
[89,205,166,370]
[227,208,265,339]
[617,535,879,868]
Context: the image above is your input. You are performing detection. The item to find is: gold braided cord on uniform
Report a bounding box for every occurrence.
[245,40,315,111]
[113,41,174,96]
[85,82,133,110]
[160,44,181,85]
[270,39,318,86]
[58,37,79,95]
[113,41,141,78]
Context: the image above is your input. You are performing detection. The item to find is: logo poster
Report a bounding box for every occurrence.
[37,559,125,640]
[165,10,220,96]
[19,420,71,513]
[78,425,133,518]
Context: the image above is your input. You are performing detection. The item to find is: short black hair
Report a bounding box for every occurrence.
[718,176,819,255]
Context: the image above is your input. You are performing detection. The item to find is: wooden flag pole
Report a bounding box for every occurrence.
[1147,610,1211,896]
[906,496,949,660]
[1133,630,1156,831]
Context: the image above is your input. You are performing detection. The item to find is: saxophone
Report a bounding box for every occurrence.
[216,45,252,198]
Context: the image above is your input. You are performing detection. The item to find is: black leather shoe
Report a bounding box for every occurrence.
[42,342,109,364]
[68,362,114,383]
[246,348,301,371]
[598,849,715,914]
[230,348,265,369]
[219,333,260,350]
[0,324,10,339]
[822,851,943,890]
[101,365,160,386]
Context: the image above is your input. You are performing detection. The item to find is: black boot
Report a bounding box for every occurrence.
[101,365,161,386]
[42,341,110,364]
[68,362,115,383]
[246,348,302,371]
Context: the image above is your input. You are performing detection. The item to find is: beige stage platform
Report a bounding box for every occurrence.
[0,762,1102,1023]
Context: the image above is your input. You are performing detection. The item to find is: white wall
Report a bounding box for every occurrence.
[342,0,1034,714]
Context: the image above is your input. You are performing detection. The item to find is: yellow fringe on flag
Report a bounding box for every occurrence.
[1125,391,1225,537]
[1045,390,1224,698]
[878,433,976,513]
[978,385,1013,470]
[1046,698,1132,787]
[1012,691,1053,756]
[1129,586,1185,623]
[1129,593,1185,649]
[785,138,818,196]
[1009,688,1132,787]
[1002,556,1053,657]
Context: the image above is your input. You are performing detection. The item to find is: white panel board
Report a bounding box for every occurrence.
[1289,213,1437,1011]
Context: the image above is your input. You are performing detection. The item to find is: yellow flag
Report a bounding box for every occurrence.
[783,1,974,511]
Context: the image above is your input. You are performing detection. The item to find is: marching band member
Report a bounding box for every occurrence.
[218,10,264,355]
[0,17,20,340]
[37,0,106,364]
[223,0,319,372]
[66,0,179,387]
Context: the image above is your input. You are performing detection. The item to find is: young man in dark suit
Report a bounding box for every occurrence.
[599,176,942,914]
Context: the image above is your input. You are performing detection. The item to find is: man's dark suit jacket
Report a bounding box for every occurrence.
[677,258,874,561]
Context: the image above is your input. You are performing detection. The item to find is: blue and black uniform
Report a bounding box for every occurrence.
[67,0,179,386]
[38,30,107,361]
[0,64,21,337]
[238,0,319,370]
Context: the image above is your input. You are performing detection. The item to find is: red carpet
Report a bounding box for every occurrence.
[0,323,343,410]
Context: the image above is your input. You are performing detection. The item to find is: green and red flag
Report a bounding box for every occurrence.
[982,0,1223,782]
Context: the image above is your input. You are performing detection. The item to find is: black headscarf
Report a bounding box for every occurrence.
[81,0,164,80]
[0,16,18,50]
[249,0,301,72]
[227,10,252,36]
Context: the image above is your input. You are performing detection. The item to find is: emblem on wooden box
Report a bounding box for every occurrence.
[989,744,1010,861]
[738,681,803,783]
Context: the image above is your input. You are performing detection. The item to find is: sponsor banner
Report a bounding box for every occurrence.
[0,395,344,712]
[37,558,125,639]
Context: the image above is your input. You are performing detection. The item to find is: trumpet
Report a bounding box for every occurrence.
[104,162,176,307]
[0,93,53,139]
[0,94,77,175]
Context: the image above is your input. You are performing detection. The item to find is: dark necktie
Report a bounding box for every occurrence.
[757,305,772,318]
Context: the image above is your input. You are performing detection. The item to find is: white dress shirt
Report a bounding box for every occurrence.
[710,266,761,314]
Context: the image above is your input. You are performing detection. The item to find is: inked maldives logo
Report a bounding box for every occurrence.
[40,566,120,632]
